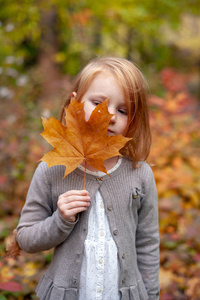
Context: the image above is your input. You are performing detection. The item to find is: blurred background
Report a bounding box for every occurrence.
[0,1,200,299]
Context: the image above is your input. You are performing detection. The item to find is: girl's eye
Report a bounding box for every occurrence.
[118,109,127,115]
[93,100,101,106]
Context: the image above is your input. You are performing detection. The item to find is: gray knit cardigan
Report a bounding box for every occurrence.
[17,158,160,300]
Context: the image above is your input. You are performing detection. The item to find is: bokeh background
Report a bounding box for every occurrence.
[0,1,200,299]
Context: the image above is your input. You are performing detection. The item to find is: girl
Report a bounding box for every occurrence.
[17,57,160,300]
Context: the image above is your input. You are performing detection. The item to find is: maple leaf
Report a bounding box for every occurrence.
[4,229,21,258]
[40,98,131,182]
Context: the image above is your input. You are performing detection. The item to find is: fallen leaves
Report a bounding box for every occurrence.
[0,261,23,293]
[1,68,200,299]
[40,98,131,182]
[4,229,21,259]
[0,281,23,292]
[150,69,200,299]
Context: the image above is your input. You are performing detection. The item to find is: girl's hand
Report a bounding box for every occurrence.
[57,190,90,222]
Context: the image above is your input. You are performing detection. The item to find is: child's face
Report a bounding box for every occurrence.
[78,72,128,136]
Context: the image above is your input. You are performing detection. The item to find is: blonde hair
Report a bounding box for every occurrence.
[60,57,151,167]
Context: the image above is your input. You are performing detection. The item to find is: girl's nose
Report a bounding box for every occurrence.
[109,111,116,123]
[108,105,115,115]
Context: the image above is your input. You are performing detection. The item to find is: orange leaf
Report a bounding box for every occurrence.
[5,229,21,258]
[40,98,131,178]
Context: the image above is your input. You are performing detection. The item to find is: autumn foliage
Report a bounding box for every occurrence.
[149,69,200,299]
[0,69,200,299]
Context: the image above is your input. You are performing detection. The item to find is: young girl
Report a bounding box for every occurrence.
[17,57,160,300]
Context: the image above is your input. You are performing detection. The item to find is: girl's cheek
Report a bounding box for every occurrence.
[121,118,129,136]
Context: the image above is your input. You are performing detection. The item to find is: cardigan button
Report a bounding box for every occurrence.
[107,205,112,211]
[113,230,118,235]
[73,278,77,285]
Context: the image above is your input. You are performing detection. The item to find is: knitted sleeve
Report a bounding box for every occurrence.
[17,162,78,253]
[136,164,160,300]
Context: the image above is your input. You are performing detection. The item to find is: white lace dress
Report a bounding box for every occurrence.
[78,159,121,300]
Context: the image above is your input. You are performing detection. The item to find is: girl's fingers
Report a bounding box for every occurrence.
[58,195,90,204]
[63,195,90,203]
[60,200,90,210]
[59,203,90,222]
[57,190,90,222]
[69,206,88,215]
[58,190,90,204]
[62,190,89,197]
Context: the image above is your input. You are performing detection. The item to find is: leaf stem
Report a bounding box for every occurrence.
[84,160,87,190]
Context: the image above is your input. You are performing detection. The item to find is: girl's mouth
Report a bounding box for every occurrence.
[107,129,114,135]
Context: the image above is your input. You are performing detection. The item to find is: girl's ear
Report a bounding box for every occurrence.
[71,91,77,100]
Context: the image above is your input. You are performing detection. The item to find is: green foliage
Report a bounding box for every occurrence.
[0,0,200,80]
